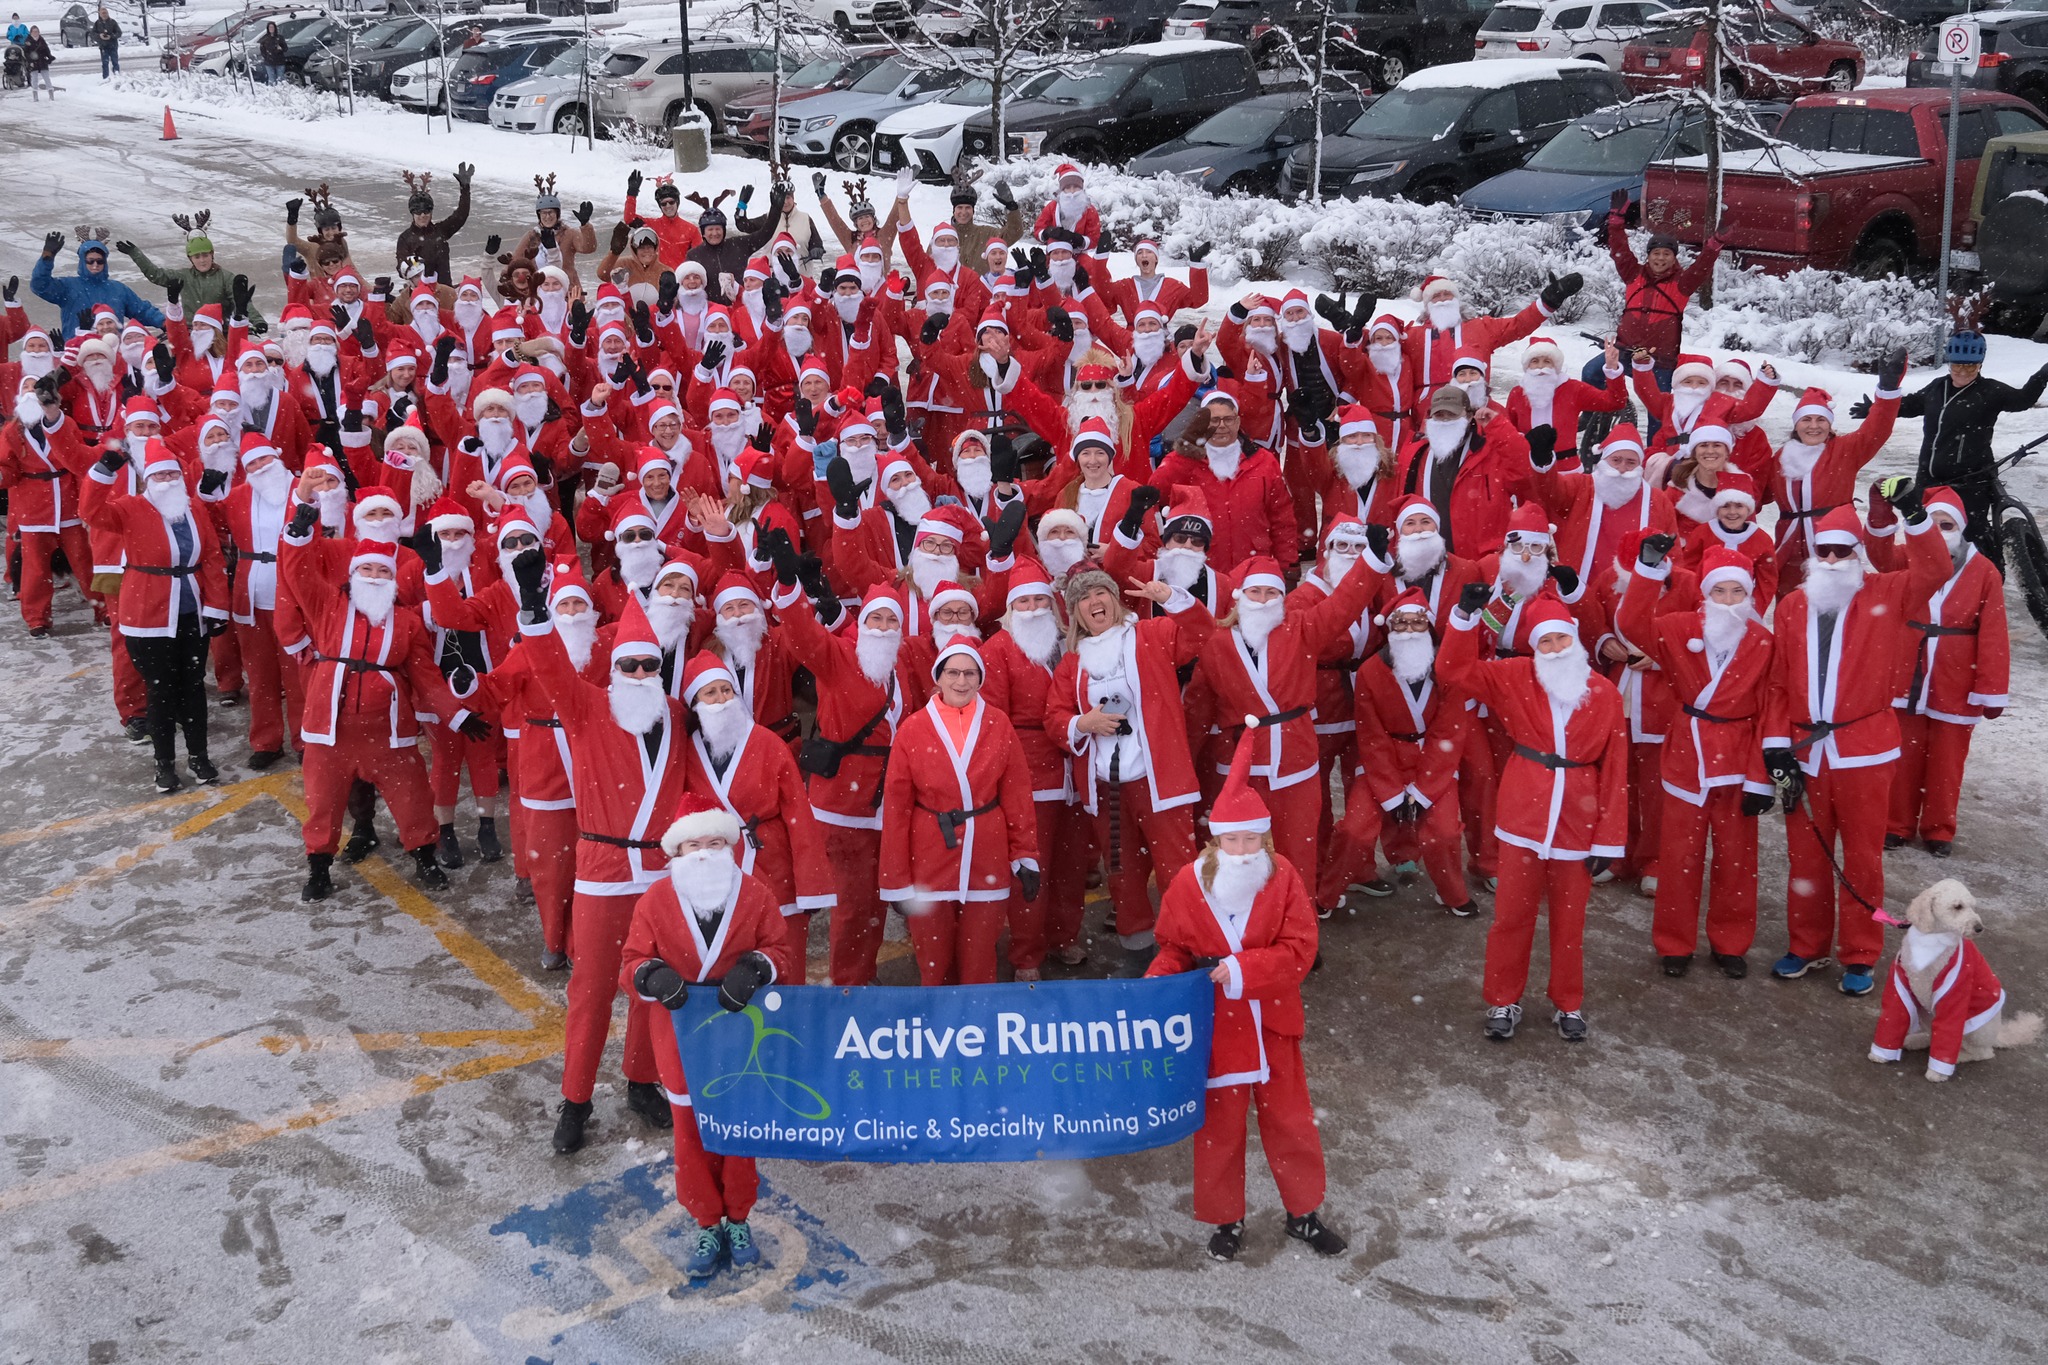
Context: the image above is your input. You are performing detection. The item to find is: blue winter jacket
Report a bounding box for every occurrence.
[31,240,167,331]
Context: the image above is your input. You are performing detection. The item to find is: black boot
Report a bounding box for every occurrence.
[154,762,182,794]
[475,815,502,863]
[1661,954,1693,978]
[1207,1221,1244,1261]
[189,754,220,786]
[247,749,285,770]
[436,822,463,869]
[626,1080,674,1130]
[1285,1209,1348,1256]
[552,1099,592,1154]
[411,844,450,891]
[302,853,334,902]
[340,822,380,864]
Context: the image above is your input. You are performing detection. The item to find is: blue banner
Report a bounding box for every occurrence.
[671,976,1215,1162]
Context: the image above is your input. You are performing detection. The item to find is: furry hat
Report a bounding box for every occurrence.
[1063,567,1119,615]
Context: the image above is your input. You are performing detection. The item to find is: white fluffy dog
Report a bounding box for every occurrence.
[1870,879,2043,1081]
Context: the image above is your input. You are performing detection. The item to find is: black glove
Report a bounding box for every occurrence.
[1364,521,1391,563]
[1029,248,1048,284]
[880,392,909,447]
[372,275,393,298]
[1608,189,1629,215]
[1046,306,1074,344]
[737,182,755,209]
[826,456,869,519]
[449,665,480,700]
[634,958,689,1009]
[164,277,183,308]
[1457,581,1490,615]
[454,161,475,189]
[198,469,230,497]
[749,424,771,454]
[1763,748,1804,811]
[151,342,177,385]
[1539,271,1583,312]
[390,394,414,424]
[114,238,137,257]
[575,200,593,226]
[288,501,319,538]
[986,499,1025,559]
[1549,565,1579,596]
[1848,395,1873,420]
[1314,293,1348,329]
[42,231,64,256]
[286,197,303,226]
[765,525,800,586]
[77,309,93,335]
[719,951,774,1012]
[1467,419,1487,453]
[990,433,1020,486]
[1740,791,1775,818]
[992,181,1017,211]
[484,233,502,256]
[200,616,228,639]
[632,301,655,345]
[430,334,459,386]
[794,396,817,439]
[330,303,351,332]
[341,406,365,435]
[568,298,591,346]
[538,225,558,251]
[811,170,829,197]
[1526,423,1558,470]
[609,220,631,255]
[355,316,376,352]
[1072,261,1091,295]
[1189,241,1212,264]
[94,448,129,475]
[1019,867,1041,901]
[418,528,444,576]
[1637,532,1677,569]
[657,270,679,314]
[1118,483,1162,539]
[1877,346,1907,392]
[699,338,726,374]
[920,313,946,346]
[231,274,254,319]
[779,253,802,288]
[512,546,548,616]
[1390,798,1422,826]
[1878,474,1923,521]
[627,170,644,198]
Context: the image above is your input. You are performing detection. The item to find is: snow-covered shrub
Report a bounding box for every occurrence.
[1166,196,1319,287]
[1691,262,1948,367]
[112,71,338,123]
[1295,197,1463,299]
[1431,217,1614,323]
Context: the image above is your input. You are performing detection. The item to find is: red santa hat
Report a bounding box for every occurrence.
[1243,297,1277,322]
[654,558,699,595]
[1208,725,1272,836]
[455,275,485,299]
[1714,357,1753,389]
[1367,312,1405,342]
[425,496,475,536]
[676,258,709,282]
[607,495,658,542]
[490,307,526,343]
[122,395,163,429]
[1072,415,1117,456]
[1504,502,1554,546]
[928,583,978,616]
[191,303,227,332]
[1449,351,1487,378]
[743,256,772,283]
[1335,404,1376,439]
[930,221,960,245]
[1520,592,1579,645]
[237,431,279,467]
[976,309,1010,336]
[1697,546,1755,596]
[1710,469,1759,512]
[915,504,980,550]
[713,571,763,613]
[679,651,736,705]
[1321,515,1372,553]
[1234,555,1287,597]
[1792,386,1835,425]
[384,409,432,458]
[493,503,541,546]
[1130,302,1167,331]
[856,584,904,628]
[1202,382,1240,412]
[352,491,403,532]
[1132,238,1161,258]
[931,639,985,682]
[308,319,338,342]
[644,399,686,433]
[798,355,832,384]
[348,540,399,576]
[783,298,813,323]
[1688,421,1736,449]
[1003,559,1056,606]
[1391,494,1440,530]
[1416,275,1457,301]
[1036,507,1086,543]
[511,364,550,392]
[1522,335,1564,371]
[1671,353,1717,387]
[609,590,663,665]
[630,446,675,485]
[279,304,315,331]
[660,787,743,855]
[408,283,439,312]
[472,386,515,419]
[1601,423,1646,459]
[382,339,420,373]
[549,559,593,611]
[1375,585,1434,629]
[1054,162,1084,185]
[733,447,776,492]
[139,438,183,479]
[1923,484,1967,526]
[707,387,742,418]
[1813,505,1864,549]
[491,451,539,491]
[210,385,241,409]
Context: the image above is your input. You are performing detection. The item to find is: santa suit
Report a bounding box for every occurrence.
[472,639,578,958]
[1761,517,1948,968]
[1677,518,1778,605]
[1635,363,1777,456]
[1402,298,1550,397]
[1100,266,1209,325]
[1504,368,1629,439]
[1146,444,1297,575]
[1,407,94,633]
[879,690,1040,985]
[421,566,517,821]
[1767,393,1900,598]
[522,613,687,1106]
[1589,561,1692,885]
[1046,594,1216,943]
[1328,653,1474,911]
[621,871,787,1227]
[1533,468,1679,596]
[1378,414,1535,559]
[1869,935,2006,1078]
[201,476,304,754]
[1617,565,1775,960]
[1146,855,1325,1226]
[682,721,837,983]
[1438,612,1628,1014]
[980,626,1086,970]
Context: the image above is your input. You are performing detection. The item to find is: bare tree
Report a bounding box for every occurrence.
[1262,0,1376,205]
[883,0,1094,163]
[722,0,848,162]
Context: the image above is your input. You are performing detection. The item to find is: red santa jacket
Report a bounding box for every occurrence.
[1616,566,1774,804]
[1591,562,1695,744]
[1100,267,1209,325]
[878,695,1039,904]
[1870,935,2005,1077]
[1531,468,1679,590]
[980,629,1070,801]
[1504,370,1628,439]
[1377,413,1534,560]
[769,590,927,832]
[471,640,575,811]
[1146,855,1318,1088]
[1867,538,2010,726]
[81,466,230,636]
[1352,657,1471,812]
[1047,596,1216,815]
[682,720,837,917]
[1768,393,1900,576]
[1,410,91,533]
[1636,363,1778,456]
[1438,611,1629,860]
[200,481,291,624]
[1401,299,1550,396]
[1146,444,1298,574]
[622,872,790,1102]
[1677,518,1778,606]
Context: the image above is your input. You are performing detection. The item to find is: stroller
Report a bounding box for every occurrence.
[3,43,26,90]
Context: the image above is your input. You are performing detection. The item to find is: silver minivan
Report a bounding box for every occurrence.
[490,39,625,136]
[592,36,790,134]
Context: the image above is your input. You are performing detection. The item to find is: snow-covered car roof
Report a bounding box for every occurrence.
[1660,147,1924,176]
[1399,57,1608,88]
[1117,38,1246,55]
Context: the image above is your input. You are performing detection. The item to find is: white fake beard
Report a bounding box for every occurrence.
[1388,631,1435,685]
[515,392,549,428]
[20,350,55,381]
[710,422,748,464]
[856,626,901,686]
[1133,331,1165,368]
[1532,642,1592,711]
[1007,606,1062,667]
[608,674,668,735]
[84,360,115,391]
[889,483,933,526]
[212,399,243,431]
[1425,418,1466,459]
[932,244,959,273]
[190,324,221,358]
[1426,300,1461,330]
[1460,380,1488,410]
[858,261,884,293]
[1702,600,1750,658]
[538,291,568,331]
[144,477,192,524]
[1234,596,1285,653]
[908,548,958,600]
[1779,438,1824,482]
[618,538,665,589]
[1244,326,1277,356]
[317,485,348,530]
[1520,369,1564,401]
[955,455,993,503]
[1040,537,1086,578]
[1057,187,1086,220]
[694,695,751,763]
[1281,317,1315,352]
[454,299,484,334]
[833,292,862,324]
[1205,441,1242,483]
[15,391,46,430]
[1335,439,1378,490]
[1671,388,1708,425]
[670,846,738,921]
[249,462,292,506]
[1208,849,1272,914]
[932,620,981,651]
[595,303,627,330]
[1593,466,1642,510]
[438,535,473,580]
[348,573,397,626]
[715,611,766,670]
[238,371,273,405]
[1367,342,1400,376]
[1398,530,1445,583]
[678,287,709,317]
[1069,330,1094,362]
[1803,556,1865,616]
[556,609,596,671]
[1499,553,1547,597]
[743,288,766,328]
[1942,525,1965,560]
[783,325,811,361]
[411,313,441,349]
[1068,387,1120,431]
[477,417,516,459]
[1048,258,1075,291]
[1323,551,1360,586]
[515,490,554,536]
[120,341,147,370]
[304,343,338,378]
[646,594,695,652]
[353,515,401,546]
[1157,545,1205,591]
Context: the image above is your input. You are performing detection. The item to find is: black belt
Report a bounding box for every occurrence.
[1514,743,1589,770]
[1316,660,1363,673]
[920,798,999,851]
[1783,503,1842,521]
[740,815,763,851]
[1791,713,1878,751]
[1682,703,1741,724]
[128,563,197,577]
[240,550,278,563]
[579,831,664,850]
[1909,622,1976,638]
[1242,706,1310,729]
[1389,730,1424,744]
[524,716,562,729]
[17,470,60,481]
[313,652,394,674]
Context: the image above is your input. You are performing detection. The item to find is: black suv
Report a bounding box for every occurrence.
[958,39,1260,163]
[1066,0,1182,49]
[1295,0,1499,87]
[1281,58,1626,201]
[1907,8,2048,115]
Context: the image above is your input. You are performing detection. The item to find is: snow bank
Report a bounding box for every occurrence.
[111,70,341,123]
[1691,259,1949,367]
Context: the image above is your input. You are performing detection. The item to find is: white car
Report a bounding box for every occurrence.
[388,52,461,110]
[1474,0,1676,66]
[869,70,1055,181]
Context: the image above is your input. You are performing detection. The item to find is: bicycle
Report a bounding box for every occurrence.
[1991,434,2048,639]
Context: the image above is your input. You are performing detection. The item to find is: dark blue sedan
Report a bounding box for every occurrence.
[1127,90,1369,198]
[447,32,577,122]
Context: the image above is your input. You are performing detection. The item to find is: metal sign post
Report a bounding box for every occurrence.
[1936,18,1979,311]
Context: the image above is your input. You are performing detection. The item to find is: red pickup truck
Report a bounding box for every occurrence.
[1639,88,2048,277]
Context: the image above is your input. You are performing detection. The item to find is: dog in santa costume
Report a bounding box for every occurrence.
[1868,879,2042,1081]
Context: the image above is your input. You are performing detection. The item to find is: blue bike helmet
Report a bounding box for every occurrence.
[1944,331,1987,364]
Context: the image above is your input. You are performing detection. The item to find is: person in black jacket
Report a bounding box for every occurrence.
[89,6,119,78]
[24,25,54,100]
[257,21,288,85]
[394,164,473,286]
[682,187,785,305]
[1891,331,2048,563]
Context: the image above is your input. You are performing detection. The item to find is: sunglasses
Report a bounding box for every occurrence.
[1075,381,1111,392]
[617,528,657,544]
[501,533,539,551]
[615,657,663,676]
[1812,543,1859,561]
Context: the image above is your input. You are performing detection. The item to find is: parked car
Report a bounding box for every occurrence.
[593,37,790,134]
[873,71,1061,179]
[1475,0,1675,66]
[914,0,980,43]
[1164,0,1295,58]
[801,0,915,36]
[1461,95,1783,224]
[959,39,1262,163]
[188,12,334,77]
[60,4,91,47]
[720,45,893,152]
[160,4,319,70]
[1907,6,2048,115]
[444,31,576,121]
[1621,9,1861,98]
[387,16,558,108]
[1284,0,1499,88]
[1127,88,1371,195]
[765,51,980,170]
[1967,126,2048,332]
[489,39,614,134]
[305,16,427,92]
[1640,87,2048,275]
[1067,0,1182,49]
[1282,57,1627,201]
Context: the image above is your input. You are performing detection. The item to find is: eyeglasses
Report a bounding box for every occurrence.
[615,657,663,676]
[501,533,539,551]
[1075,381,1112,392]
[617,528,657,544]
[1812,543,1859,561]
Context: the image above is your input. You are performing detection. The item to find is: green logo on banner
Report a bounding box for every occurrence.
[692,996,833,1121]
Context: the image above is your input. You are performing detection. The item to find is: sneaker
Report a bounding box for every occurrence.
[1661,955,1693,978]
[1839,965,1876,997]
[123,718,151,744]
[188,755,220,786]
[339,824,380,864]
[1483,1004,1522,1041]
[28,626,51,639]
[1350,877,1396,899]
[1588,859,1615,884]
[1772,953,1830,980]
[1712,953,1749,979]
[247,749,285,771]
[301,854,334,903]
[436,823,463,870]
[1553,1009,1590,1042]
[1315,902,1334,921]
[410,845,449,891]
[551,1099,592,1154]
[725,1218,761,1268]
[1207,1221,1245,1261]
[1482,875,1499,893]
[1284,1210,1348,1256]
[540,949,570,971]
[1393,860,1423,884]
[1925,840,1952,859]
[1445,901,1478,918]
[1637,876,1658,898]
[683,1224,726,1278]
[1883,833,1907,851]
[626,1080,674,1130]
[475,816,502,863]
[154,763,182,794]
[217,690,245,709]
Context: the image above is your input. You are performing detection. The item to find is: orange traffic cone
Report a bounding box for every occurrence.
[161,106,178,141]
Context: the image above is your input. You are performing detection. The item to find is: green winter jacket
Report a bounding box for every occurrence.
[122,246,269,333]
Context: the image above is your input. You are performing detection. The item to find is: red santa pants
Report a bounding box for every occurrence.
[107,610,147,724]
[1462,723,1499,880]
[561,887,658,1103]
[644,1019,758,1227]
[1095,780,1197,945]
[1889,712,1973,845]
[235,611,304,755]
[1327,790,1470,909]
[517,803,578,956]
[1651,787,1757,959]
[1622,739,1664,880]
[1007,796,1088,970]
[824,825,887,986]
[1193,1034,1328,1226]
[428,724,505,808]
[1784,763,1890,968]
[1253,774,1325,909]
[300,716,439,855]
[15,524,93,631]
[906,897,1009,986]
[1485,844,1591,1012]
[210,616,244,697]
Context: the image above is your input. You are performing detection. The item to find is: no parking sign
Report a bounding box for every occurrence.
[1939,19,1980,69]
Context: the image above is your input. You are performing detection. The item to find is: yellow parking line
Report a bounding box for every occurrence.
[0,787,221,848]
[3,1027,555,1062]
